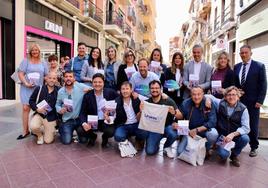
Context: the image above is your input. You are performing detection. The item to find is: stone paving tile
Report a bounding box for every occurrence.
[1,104,268,187]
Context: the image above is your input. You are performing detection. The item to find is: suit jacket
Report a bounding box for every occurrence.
[183,60,213,98]
[79,88,119,124]
[116,64,138,90]
[114,96,141,125]
[234,60,267,105]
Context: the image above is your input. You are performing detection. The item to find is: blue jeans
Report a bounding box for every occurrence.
[114,123,148,142]
[176,128,219,156]
[145,125,178,155]
[59,118,80,145]
[216,134,250,159]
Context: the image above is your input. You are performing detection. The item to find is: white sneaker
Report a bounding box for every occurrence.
[37,136,44,145]
[164,147,176,159]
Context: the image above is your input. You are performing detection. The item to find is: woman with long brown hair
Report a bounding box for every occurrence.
[164,52,185,105]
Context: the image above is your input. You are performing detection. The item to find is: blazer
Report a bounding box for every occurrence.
[183,60,213,98]
[114,96,141,125]
[116,63,138,90]
[79,88,119,124]
[163,67,185,104]
[234,60,267,105]
[29,85,59,122]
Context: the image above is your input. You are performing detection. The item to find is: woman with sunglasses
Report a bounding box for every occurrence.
[116,49,138,91]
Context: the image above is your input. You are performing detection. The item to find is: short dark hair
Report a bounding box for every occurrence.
[78,42,86,47]
[121,81,132,89]
[190,86,204,93]
[192,44,203,51]
[92,73,105,82]
[63,70,74,77]
[138,58,150,66]
[149,80,162,89]
[48,54,58,62]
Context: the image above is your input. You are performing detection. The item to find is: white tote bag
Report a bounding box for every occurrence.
[138,101,169,134]
[178,136,207,166]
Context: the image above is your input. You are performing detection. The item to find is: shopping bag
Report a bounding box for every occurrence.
[138,101,169,134]
[178,136,207,166]
[118,140,137,158]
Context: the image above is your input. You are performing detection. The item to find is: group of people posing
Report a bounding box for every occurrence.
[17,42,267,168]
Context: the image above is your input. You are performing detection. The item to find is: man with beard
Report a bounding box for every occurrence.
[113,81,148,151]
[144,80,179,156]
[130,58,159,98]
[56,71,91,144]
[65,42,88,82]
[29,72,59,144]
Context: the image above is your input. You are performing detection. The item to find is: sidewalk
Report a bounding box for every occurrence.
[0,104,268,188]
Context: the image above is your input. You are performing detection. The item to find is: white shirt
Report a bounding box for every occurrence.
[193,61,202,76]
[123,99,137,124]
[95,92,105,120]
[176,69,181,82]
[239,59,252,84]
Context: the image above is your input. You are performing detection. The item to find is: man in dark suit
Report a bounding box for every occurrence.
[234,45,267,157]
[78,73,119,148]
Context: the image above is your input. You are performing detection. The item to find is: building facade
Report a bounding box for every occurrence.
[0,0,156,101]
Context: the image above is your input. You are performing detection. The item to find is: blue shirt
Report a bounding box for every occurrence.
[105,63,116,88]
[65,55,89,82]
[130,71,159,97]
[56,82,91,122]
[180,98,217,130]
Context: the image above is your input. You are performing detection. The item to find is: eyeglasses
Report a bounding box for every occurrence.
[126,54,134,57]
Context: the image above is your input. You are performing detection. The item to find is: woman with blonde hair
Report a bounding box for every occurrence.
[116,49,138,90]
[17,43,48,139]
[210,51,235,99]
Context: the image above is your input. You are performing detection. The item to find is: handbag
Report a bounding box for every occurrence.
[118,139,137,158]
[29,86,42,122]
[10,69,22,84]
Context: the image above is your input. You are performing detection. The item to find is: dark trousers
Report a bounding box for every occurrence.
[247,104,260,149]
[76,120,115,143]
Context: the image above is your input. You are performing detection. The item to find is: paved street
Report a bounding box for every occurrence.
[0,104,268,188]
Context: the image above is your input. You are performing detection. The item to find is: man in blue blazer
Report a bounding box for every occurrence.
[234,45,267,157]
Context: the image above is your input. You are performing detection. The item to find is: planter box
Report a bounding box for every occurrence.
[259,117,268,139]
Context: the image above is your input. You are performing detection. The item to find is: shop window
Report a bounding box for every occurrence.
[67,19,73,29]
[62,16,68,27]
[56,13,61,24]
[32,1,41,15]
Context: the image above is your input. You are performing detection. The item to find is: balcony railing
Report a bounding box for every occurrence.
[123,23,132,37]
[222,5,234,25]
[66,0,79,9]
[106,11,124,30]
[84,1,103,24]
[214,15,220,32]
[138,21,146,33]
[138,0,147,14]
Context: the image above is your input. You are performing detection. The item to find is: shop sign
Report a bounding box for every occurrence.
[216,38,226,49]
[45,20,63,35]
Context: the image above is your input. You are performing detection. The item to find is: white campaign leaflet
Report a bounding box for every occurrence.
[223,141,235,151]
[63,98,73,112]
[211,80,222,94]
[177,120,189,135]
[27,72,40,85]
[124,66,137,80]
[105,100,117,111]
[36,100,52,112]
[138,94,149,101]
[189,74,199,88]
[87,115,98,130]
[150,61,161,73]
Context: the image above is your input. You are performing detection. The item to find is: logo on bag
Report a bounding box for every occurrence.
[144,113,163,122]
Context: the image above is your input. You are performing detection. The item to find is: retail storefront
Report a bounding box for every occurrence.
[25,0,74,61]
[0,0,15,99]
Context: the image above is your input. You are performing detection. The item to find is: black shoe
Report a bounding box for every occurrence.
[17,132,30,140]
[87,134,97,147]
[230,153,240,167]
[249,149,258,157]
[101,137,109,148]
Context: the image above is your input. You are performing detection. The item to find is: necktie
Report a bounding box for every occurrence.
[241,63,247,86]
